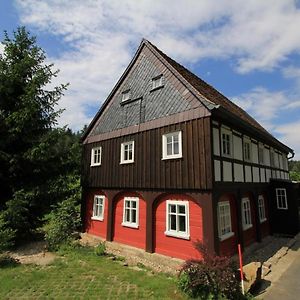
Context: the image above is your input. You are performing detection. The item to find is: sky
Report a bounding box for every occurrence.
[1,0,300,158]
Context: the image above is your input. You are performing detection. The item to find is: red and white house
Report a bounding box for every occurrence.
[81,39,298,260]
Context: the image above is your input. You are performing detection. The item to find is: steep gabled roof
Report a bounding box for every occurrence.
[82,39,293,154]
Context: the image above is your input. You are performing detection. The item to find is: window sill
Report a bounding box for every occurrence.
[165,231,190,240]
[91,217,104,221]
[277,207,288,210]
[242,224,253,231]
[150,85,164,92]
[122,222,139,229]
[120,161,134,165]
[219,232,234,241]
[120,97,142,105]
[162,155,182,160]
[90,163,101,167]
[259,218,267,223]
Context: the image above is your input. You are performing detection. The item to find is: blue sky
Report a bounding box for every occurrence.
[1,0,300,158]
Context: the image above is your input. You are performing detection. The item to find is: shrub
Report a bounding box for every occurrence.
[95,242,106,256]
[42,179,81,250]
[178,242,243,299]
[0,254,19,268]
[0,213,16,252]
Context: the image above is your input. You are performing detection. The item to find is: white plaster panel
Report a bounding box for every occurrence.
[253,167,260,182]
[271,169,276,179]
[260,168,266,182]
[252,143,259,164]
[214,160,221,181]
[276,170,280,178]
[245,166,252,182]
[274,153,279,168]
[223,161,232,182]
[234,163,244,182]
[213,128,220,156]
[280,171,284,179]
[264,148,270,166]
[279,155,283,170]
[233,135,243,160]
[266,169,271,181]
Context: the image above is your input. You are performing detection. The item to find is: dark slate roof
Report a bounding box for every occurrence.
[147,40,269,135]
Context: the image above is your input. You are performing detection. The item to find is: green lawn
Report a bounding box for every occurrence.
[0,246,187,300]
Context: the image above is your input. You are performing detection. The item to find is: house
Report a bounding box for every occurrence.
[81,39,297,260]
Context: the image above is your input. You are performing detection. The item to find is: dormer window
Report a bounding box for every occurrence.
[122,90,130,102]
[151,75,163,90]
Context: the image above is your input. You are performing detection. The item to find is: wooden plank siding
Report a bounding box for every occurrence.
[82,117,212,190]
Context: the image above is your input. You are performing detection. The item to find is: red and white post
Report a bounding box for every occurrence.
[238,244,245,295]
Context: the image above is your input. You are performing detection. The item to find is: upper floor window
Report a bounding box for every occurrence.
[258,195,267,223]
[91,146,102,166]
[122,90,130,102]
[244,141,251,161]
[92,195,105,221]
[152,75,163,90]
[270,151,275,167]
[221,130,232,157]
[165,200,189,239]
[276,188,288,210]
[258,147,264,164]
[218,201,234,241]
[162,131,182,160]
[241,197,252,230]
[120,141,134,164]
[122,197,139,228]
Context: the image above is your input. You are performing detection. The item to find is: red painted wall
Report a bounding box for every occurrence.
[219,194,238,257]
[85,190,108,238]
[113,192,146,250]
[154,194,203,260]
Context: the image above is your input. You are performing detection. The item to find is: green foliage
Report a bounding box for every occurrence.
[42,176,81,250]
[0,214,16,252]
[178,242,244,300]
[289,160,300,181]
[290,171,300,181]
[95,242,106,256]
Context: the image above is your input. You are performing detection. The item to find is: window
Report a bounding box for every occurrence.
[162,131,182,160]
[165,200,189,239]
[244,141,251,161]
[152,75,163,90]
[120,141,134,164]
[258,195,267,222]
[221,131,231,157]
[122,197,139,228]
[91,146,102,166]
[258,147,264,164]
[241,197,252,230]
[270,151,275,167]
[276,188,288,210]
[92,195,105,221]
[218,202,234,241]
[122,90,130,102]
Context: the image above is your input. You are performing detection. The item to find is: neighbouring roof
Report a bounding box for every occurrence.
[82,39,293,154]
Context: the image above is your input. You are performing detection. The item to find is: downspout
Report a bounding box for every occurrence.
[288,152,295,160]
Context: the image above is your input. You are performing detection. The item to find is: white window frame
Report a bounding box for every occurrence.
[165,200,190,240]
[244,140,251,162]
[241,197,252,230]
[162,131,182,160]
[120,141,135,164]
[218,201,234,241]
[122,90,130,102]
[221,129,232,157]
[90,146,102,166]
[92,195,105,221]
[276,188,288,210]
[122,197,139,228]
[258,195,267,223]
[152,75,163,89]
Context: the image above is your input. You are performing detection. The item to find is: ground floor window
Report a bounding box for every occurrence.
[218,201,234,240]
[122,197,139,228]
[165,200,189,239]
[92,195,105,221]
[241,197,252,230]
[276,188,288,210]
[258,195,267,222]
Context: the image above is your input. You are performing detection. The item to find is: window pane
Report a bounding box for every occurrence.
[178,215,186,232]
[167,143,172,155]
[169,204,176,213]
[125,208,130,222]
[178,205,185,214]
[131,209,136,223]
[125,200,130,208]
[173,134,179,143]
[166,136,172,144]
[170,214,176,230]
[173,141,179,154]
[131,201,136,208]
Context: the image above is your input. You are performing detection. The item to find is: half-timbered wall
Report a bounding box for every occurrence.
[212,121,289,183]
[83,117,212,190]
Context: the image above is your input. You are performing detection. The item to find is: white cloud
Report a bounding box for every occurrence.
[14,0,300,130]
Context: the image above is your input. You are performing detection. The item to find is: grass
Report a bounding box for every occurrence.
[0,245,187,300]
